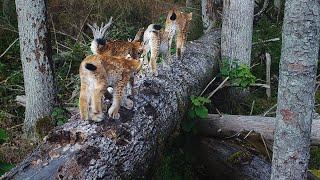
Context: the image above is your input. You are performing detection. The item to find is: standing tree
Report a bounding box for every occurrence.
[221,0,254,66]
[271,0,320,179]
[15,0,55,139]
[201,0,216,33]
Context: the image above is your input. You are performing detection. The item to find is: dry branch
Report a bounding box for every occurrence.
[3,30,221,179]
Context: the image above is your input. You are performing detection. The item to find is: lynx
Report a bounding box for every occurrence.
[166,9,193,59]
[142,9,192,76]
[79,54,142,121]
[87,18,145,96]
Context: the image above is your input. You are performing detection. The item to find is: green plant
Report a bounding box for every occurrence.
[220,59,256,88]
[0,162,14,176]
[183,96,211,132]
[0,128,8,143]
[188,95,211,119]
[51,107,68,126]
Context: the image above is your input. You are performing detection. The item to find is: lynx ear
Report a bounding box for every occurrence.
[187,12,193,21]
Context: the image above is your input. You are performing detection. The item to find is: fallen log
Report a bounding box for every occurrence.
[195,138,318,180]
[3,30,221,179]
[196,114,320,145]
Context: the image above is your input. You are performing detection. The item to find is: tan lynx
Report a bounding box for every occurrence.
[79,54,142,121]
[166,9,193,59]
[143,9,192,76]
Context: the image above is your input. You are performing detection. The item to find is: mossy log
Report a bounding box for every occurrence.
[3,30,220,179]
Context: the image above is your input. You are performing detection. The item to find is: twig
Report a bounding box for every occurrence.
[7,123,23,130]
[265,52,271,98]
[55,30,78,41]
[244,130,253,139]
[207,77,229,99]
[254,0,269,17]
[57,42,73,51]
[76,6,94,42]
[260,134,271,161]
[252,38,280,45]
[215,108,222,117]
[200,77,216,96]
[0,38,19,59]
[250,101,255,116]
[224,131,241,139]
[50,14,59,54]
[0,26,18,33]
[263,104,277,116]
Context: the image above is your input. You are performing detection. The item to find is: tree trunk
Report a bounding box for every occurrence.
[201,0,217,33]
[271,0,320,179]
[221,0,254,66]
[196,114,320,145]
[3,30,221,180]
[15,0,55,139]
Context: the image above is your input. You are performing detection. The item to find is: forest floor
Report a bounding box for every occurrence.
[0,0,320,178]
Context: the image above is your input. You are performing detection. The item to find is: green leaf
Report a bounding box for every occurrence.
[0,162,14,176]
[187,109,196,119]
[0,128,8,142]
[195,106,208,119]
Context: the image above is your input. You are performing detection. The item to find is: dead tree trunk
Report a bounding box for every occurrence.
[15,0,55,139]
[221,0,254,66]
[271,0,320,179]
[3,30,221,179]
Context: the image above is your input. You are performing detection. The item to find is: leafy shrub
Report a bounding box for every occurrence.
[183,96,211,132]
[220,59,256,88]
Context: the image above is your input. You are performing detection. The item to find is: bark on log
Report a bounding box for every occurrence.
[195,138,318,180]
[196,114,320,145]
[2,30,221,180]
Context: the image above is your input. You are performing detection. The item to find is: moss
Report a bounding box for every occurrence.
[35,116,55,139]
[310,170,320,178]
[227,151,252,165]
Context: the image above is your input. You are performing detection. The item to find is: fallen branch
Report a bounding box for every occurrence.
[196,114,320,145]
[252,38,280,45]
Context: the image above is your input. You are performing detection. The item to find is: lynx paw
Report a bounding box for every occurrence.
[108,105,120,119]
[92,113,104,122]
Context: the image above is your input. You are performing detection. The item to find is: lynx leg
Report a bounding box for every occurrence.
[176,33,183,59]
[108,76,129,119]
[149,47,159,76]
[92,82,107,122]
[79,82,89,120]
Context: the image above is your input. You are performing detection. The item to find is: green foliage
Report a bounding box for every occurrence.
[51,107,68,126]
[220,59,256,88]
[0,162,14,176]
[183,96,210,133]
[0,128,8,143]
[154,135,199,180]
[189,95,210,119]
